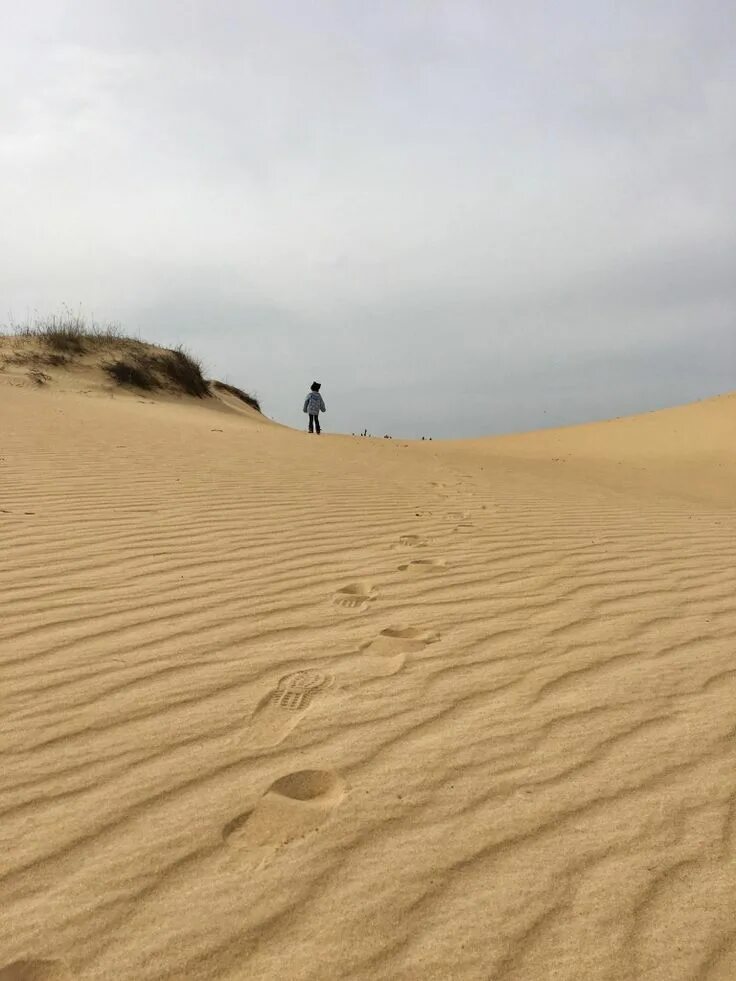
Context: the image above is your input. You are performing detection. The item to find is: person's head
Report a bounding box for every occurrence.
[310,381,321,392]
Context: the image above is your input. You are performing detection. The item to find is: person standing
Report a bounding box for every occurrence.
[303,381,326,434]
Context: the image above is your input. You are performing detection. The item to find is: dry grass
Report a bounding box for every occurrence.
[2,314,213,399]
[8,313,135,353]
[211,380,261,412]
[101,346,211,398]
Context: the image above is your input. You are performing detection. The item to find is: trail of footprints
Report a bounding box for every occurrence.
[7,482,478,966]
[226,482,472,856]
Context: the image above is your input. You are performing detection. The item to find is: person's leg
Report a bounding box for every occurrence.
[315,414,321,434]
[308,414,314,433]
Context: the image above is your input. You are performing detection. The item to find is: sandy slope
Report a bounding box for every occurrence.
[1,382,735,981]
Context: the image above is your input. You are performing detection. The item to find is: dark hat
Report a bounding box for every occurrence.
[310,381,321,391]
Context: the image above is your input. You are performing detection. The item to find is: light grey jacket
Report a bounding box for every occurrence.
[303,391,326,415]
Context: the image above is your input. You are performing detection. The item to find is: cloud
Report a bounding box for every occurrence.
[2,0,734,436]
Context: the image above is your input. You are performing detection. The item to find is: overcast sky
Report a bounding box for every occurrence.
[2,1,734,437]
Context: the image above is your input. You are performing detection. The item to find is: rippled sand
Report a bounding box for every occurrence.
[1,382,735,981]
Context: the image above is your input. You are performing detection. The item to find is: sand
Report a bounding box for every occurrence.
[1,377,735,981]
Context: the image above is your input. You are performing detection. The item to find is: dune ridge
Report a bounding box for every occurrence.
[1,381,735,980]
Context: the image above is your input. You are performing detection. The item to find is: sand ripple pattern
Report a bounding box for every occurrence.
[1,385,736,980]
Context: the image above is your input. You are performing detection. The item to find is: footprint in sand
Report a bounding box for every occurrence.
[398,534,428,548]
[224,769,346,851]
[0,962,70,981]
[398,558,447,574]
[333,582,377,612]
[347,626,441,680]
[247,670,334,747]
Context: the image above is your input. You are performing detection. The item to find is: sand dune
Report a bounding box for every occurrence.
[1,379,735,980]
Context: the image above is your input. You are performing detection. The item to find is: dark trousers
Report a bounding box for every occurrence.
[308,413,321,434]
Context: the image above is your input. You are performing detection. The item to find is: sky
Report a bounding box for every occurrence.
[2,0,734,438]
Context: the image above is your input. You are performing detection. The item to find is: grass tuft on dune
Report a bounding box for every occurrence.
[0,313,259,409]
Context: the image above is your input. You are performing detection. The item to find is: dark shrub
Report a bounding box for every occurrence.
[104,360,158,390]
[153,347,210,398]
